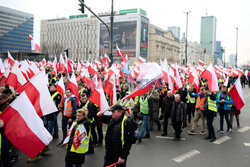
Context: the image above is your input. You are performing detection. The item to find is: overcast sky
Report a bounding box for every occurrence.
[1,0,250,65]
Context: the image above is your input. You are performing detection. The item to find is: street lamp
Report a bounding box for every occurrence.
[184,11,191,66]
[235,27,238,68]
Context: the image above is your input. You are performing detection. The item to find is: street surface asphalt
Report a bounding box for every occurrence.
[13,87,250,167]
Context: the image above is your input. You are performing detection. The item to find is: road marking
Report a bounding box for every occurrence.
[213,136,231,144]
[244,143,250,146]
[173,150,200,163]
[238,126,250,133]
[156,136,186,141]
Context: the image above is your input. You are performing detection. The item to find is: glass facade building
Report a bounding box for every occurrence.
[200,16,217,56]
[0,6,33,53]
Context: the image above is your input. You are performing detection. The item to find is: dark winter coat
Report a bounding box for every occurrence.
[171,101,187,122]
[105,114,134,160]
[162,95,175,118]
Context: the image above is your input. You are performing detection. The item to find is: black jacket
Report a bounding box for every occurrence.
[79,101,98,124]
[171,101,187,122]
[105,114,134,160]
[162,95,175,118]
[178,87,188,103]
[65,118,90,164]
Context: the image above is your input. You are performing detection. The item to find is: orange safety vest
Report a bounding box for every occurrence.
[65,100,73,117]
[195,95,206,110]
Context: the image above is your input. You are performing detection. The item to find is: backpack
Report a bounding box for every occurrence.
[126,116,138,144]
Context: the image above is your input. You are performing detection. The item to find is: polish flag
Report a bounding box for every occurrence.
[103,53,111,64]
[189,67,200,91]
[103,74,117,106]
[245,70,249,80]
[124,52,129,63]
[125,62,162,99]
[89,81,110,115]
[8,51,15,66]
[160,58,174,91]
[17,71,58,117]
[28,62,40,78]
[228,78,245,110]
[0,66,10,86]
[6,63,27,90]
[29,34,40,51]
[175,63,183,89]
[65,54,73,73]
[201,64,219,92]
[76,61,82,73]
[138,56,146,64]
[0,92,53,158]
[57,76,65,106]
[116,45,125,62]
[67,73,79,104]
[223,76,229,87]
[198,60,205,66]
[53,56,57,69]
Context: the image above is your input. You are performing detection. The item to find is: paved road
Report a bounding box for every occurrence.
[13,87,250,167]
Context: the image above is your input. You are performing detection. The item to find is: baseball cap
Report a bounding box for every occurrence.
[110,104,124,112]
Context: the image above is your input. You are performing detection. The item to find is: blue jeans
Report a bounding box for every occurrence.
[219,109,232,131]
[48,112,59,135]
[65,162,82,167]
[139,114,150,139]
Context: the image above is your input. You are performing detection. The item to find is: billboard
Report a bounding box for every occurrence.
[140,16,149,59]
[99,15,138,59]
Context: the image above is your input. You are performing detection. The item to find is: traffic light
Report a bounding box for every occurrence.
[221,48,224,53]
[204,48,206,53]
[78,0,84,13]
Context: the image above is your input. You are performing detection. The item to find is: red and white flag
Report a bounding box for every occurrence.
[198,60,205,66]
[138,56,146,64]
[67,73,79,104]
[89,81,110,115]
[6,62,27,90]
[0,92,53,158]
[125,62,162,99]
[245,70,249,80]
[18,71,58,117]
[0,66,10,86]
[228,78,245,110]
[160,58,174,91]
[103,74,117,106]
[223,76,229,87]
[116,45,125,62]
[103,53,111,64]
[175,63,183,89]
[57,76,65,106]
[29,34,40,51]
[201,64,219,92]
[7,51,15,66]
[189,67,200,91]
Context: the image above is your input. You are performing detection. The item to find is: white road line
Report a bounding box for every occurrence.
[213,136,231,144]
[156,136,186,141]
[238,126,250,133]
[244,143,250,146]
[173,150,200,163]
